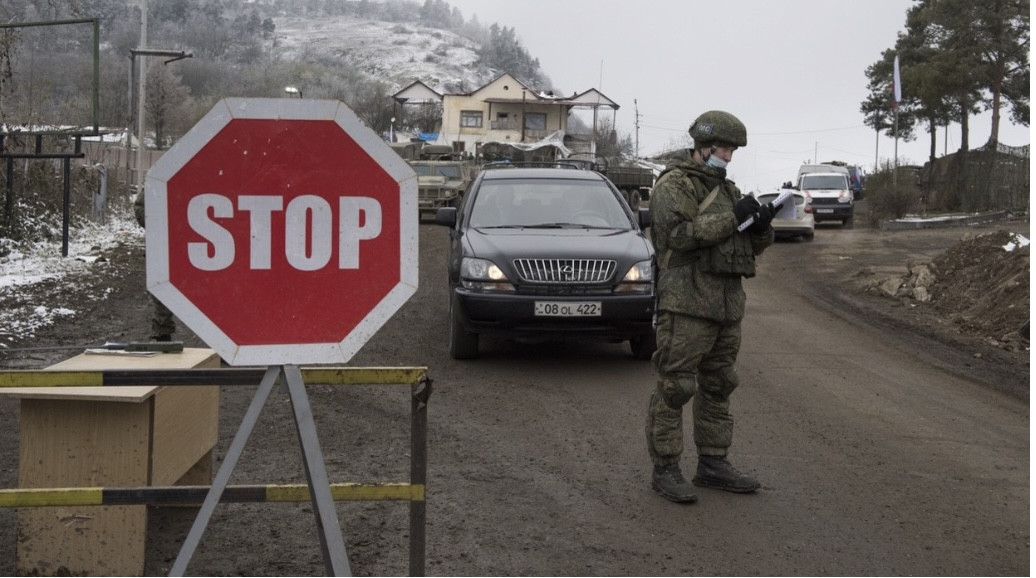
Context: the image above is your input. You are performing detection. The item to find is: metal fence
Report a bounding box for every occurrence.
[920,143,1030,214]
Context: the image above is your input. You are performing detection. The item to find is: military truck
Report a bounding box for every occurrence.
[595,159,656,210]
[391,143,473,219]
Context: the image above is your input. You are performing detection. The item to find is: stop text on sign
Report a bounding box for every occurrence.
[187,193,382,271]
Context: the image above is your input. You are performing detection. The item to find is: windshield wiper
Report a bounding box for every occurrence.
[524,222,624,230]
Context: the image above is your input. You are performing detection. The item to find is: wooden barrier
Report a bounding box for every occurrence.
[0,348,220,576]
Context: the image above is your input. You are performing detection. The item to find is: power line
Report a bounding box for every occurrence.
[752,124,869,136]
[641,122,870,136]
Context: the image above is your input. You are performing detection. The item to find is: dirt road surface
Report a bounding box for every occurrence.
[0,212,1029,576]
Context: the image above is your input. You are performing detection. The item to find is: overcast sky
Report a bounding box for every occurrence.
[445,0,1029,191]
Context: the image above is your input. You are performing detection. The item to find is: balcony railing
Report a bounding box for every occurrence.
[483,122,549,142]
[490,120,519,131]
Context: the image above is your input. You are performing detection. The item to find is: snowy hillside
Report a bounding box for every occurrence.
[272,16,494,94]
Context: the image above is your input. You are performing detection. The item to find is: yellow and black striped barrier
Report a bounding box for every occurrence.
[0,366,430,388]
[0,482,425,507]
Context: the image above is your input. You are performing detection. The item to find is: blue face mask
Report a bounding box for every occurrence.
[706,154,728,169]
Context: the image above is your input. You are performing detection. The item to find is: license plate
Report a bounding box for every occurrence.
[816,208,834,213]
[534,301,601,317]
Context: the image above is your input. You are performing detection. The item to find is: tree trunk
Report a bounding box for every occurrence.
[927,115,938,162]
[958,94,971,210]
[989,74,1003,145]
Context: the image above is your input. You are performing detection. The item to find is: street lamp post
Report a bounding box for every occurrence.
[389,117,396,143]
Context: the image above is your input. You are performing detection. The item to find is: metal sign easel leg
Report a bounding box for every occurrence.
[169,365,352,577]
[283,364,351,576]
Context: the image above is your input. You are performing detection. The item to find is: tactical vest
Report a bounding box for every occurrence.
[657,173,756,278]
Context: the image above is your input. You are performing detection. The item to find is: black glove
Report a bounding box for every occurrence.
[733,195,760,225]
[749,201,778,233]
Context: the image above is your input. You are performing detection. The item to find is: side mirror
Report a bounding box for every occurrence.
[638,207,651,229]
[434,207,457,227]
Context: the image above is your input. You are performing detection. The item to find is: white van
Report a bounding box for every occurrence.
[798,171,853,227]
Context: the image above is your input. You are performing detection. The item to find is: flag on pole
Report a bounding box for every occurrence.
[892,54,902,110]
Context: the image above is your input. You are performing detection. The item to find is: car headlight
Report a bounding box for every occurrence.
[615,259,653,294]
[460,257,515,292]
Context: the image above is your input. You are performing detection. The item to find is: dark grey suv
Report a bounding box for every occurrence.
[434,165,656,360]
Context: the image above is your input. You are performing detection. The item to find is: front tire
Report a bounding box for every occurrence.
[629,333,656,360]
[449,297,479,359]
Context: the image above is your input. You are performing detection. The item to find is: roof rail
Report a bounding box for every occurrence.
[480,160,588,171]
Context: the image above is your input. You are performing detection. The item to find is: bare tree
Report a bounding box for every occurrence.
[145,60,192,149]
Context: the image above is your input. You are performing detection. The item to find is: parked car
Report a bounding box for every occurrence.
[754,188,814,241]
[798,171,854,227]
[434,165,657,360]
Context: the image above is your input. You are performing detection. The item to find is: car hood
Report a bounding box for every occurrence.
[464,227,653,261]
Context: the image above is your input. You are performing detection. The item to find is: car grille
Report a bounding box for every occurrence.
[513,258,617,284]
[518,284,615,296]
[810,197,840,206]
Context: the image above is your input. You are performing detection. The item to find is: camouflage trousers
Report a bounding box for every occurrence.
[646,310,741,465]
[151,295,176,340]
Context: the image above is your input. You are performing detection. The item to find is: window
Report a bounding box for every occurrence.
[461,110,483,128]
[524,113,546,131]
[800,175,848,190]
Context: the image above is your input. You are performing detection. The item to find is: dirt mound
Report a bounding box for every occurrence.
[868,228,1030,353]
[929,230,1030,344]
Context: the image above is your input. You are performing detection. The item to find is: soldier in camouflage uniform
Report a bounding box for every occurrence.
[134,191,176,341]
[645,110,779,503]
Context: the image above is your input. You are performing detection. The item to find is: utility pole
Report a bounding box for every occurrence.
[130,0,190,197]
[873,109,879,173]
[520,88,526,143]
[136,0,147,195]
[634,99,641,158]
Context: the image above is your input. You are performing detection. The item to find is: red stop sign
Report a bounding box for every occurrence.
[144,98,418,366]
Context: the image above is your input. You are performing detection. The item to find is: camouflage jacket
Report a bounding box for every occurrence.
[649,151,773,322]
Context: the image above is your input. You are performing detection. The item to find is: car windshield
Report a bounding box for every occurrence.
[801,175,847,190]
[469,178,632,229]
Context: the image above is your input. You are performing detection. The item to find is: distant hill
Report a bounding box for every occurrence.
[272,16,497,94]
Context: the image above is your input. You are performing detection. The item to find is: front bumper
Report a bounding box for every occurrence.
[453,289,655,341]
[810,204,853,221]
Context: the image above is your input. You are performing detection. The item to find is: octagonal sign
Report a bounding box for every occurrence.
[144,98,418,366]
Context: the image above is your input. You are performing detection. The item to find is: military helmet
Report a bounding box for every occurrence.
[689,110,747,148]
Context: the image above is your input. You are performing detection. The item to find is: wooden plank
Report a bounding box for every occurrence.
[0,348,220,400]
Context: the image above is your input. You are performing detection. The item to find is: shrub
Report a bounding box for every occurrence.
[863,162,922,224]
[1,158,134,250]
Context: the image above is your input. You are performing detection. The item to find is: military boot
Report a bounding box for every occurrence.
[651,463,698,503]
[692,455,761,493]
